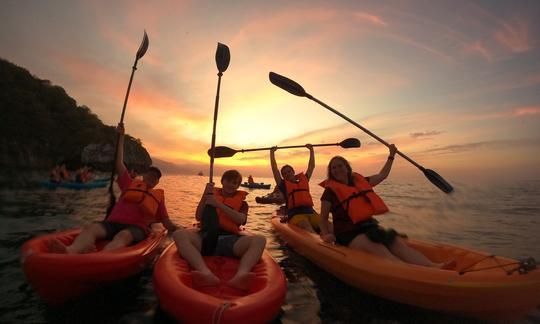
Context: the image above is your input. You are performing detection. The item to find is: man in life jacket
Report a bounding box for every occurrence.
[270,144,319,232]
[318,145,455,269]
[172,170,266,290]
[49,123,178,254]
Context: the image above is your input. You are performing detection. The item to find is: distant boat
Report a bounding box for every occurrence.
[197,171,203,176]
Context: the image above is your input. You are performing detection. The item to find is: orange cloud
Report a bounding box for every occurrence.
[494,19,533,53]
[353,12,388,27]
[513,106,540,116]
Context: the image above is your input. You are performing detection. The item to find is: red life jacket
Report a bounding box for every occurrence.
[283,173,314,209]
[122,179,164,217]
[320,173,388,224]
[213,188,248,234]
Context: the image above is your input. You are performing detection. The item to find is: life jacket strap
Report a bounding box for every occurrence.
[122,188,160,204]
[331,189,374,213]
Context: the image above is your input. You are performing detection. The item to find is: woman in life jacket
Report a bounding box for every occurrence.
[49,123,178,254]
[319,145,454,268]
[172,170,266,290]
[270,144,320,233]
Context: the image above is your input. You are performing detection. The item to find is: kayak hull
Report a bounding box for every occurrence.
[21,224,167,304]
[240,182,271,189]
[271,216,540,321]
[153,243,286,324]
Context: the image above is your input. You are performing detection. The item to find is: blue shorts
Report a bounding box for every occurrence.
[97,221,147,243]
[200,234,240,257]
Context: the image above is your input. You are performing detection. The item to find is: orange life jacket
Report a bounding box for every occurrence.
[122,179,164,217]
[213,188,248,234]
[320,173,389,224]
[283,173,314,209]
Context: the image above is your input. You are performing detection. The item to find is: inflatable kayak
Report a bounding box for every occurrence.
[153,242,286,324]
[21,224,167,304]
[255,192,284,205]
[239,182,271,190]
[40,180,108,189]
[271,215,539,321]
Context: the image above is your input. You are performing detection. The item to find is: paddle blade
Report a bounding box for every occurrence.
[423,168,454,193]
[215,43,230,73]
[200,205,219,256]
[208,146,237,158]
[269,72,307,97]
[340,138,361,148]
[136,30,149,60]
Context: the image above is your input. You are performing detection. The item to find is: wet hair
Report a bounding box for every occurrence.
[280,164,294,175]
[144,166,162,179]
[221,169,242,183]
[327,156,352,181]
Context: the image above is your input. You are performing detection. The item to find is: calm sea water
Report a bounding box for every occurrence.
[1,174,539,323]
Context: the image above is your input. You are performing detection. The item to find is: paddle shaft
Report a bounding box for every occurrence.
[240,142,339,153]
[106,57,141,218]
[208,72,223,183]
[307,94,425,171]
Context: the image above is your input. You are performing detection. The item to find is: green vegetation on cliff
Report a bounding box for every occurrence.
[0,57,151,171]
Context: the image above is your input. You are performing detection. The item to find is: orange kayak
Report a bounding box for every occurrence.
[271,215,540,321]
[20,224,167,304]
[153,242,286,324]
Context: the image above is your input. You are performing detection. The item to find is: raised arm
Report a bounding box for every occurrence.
[367,144,397,186]
[115,123,128,176]
[270,146,282,185]
[305,144,315,180]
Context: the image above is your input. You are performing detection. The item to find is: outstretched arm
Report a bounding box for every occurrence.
[367,144,397,186]
[270,147,282,185]
[305,144,315,180]
[116,123,128,176]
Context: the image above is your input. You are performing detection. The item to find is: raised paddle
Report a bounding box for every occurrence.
[209,138,361,158]
[106,31,149,218]
[268,72,453,194]
[201,43,231,256]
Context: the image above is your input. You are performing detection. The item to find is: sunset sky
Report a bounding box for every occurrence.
[2,1,539,183]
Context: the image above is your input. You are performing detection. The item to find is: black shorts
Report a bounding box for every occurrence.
[97,221,147,243]
[199,233,241,257]
[336,221,398,247]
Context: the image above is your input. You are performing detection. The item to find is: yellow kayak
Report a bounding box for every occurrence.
[271,215,539,321]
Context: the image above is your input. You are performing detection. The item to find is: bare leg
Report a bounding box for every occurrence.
[388,237,439,267]
[172,229,219,287]
[348,234,403,262]
[228,235,266,290]
[49,223,106,254]
[103,229,134,250]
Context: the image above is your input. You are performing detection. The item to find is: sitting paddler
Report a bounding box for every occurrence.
[319,145,455,269]
[49,123,178,253]
[270,144,320,232]
[172,170,266,290]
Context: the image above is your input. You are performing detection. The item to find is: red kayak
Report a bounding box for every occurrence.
[153,242,286,324]
[20,224,167,304]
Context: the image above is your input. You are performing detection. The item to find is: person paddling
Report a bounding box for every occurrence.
[49,123,178,253]
[319,145,455,269]
[172,170,266,290]
[270,144,319,232]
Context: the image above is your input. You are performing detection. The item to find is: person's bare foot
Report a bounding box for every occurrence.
[48,239,68,254]
[227,272,255,291]
[191,271,220,288]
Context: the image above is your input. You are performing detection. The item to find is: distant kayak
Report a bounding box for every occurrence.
[20,224,167,304]
[239,182,271,189]
[154,242,286,324]
[255,192,284,204]
[271,214,540,321]
[40,180,108,189]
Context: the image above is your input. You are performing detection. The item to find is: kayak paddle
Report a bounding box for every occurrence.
[106,31,149,218]
[201,43,230,256]
[209,138,361,158]
[268,72,453,194]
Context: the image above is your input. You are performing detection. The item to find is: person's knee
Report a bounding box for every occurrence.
[82,223,106,236]
[251,235,266,250]
[113,230,134,244]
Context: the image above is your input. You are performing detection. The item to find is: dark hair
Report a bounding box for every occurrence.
[145,166,162,178]
[221,169,242,183]
[327,156,352,182]
[280,164,294,175]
